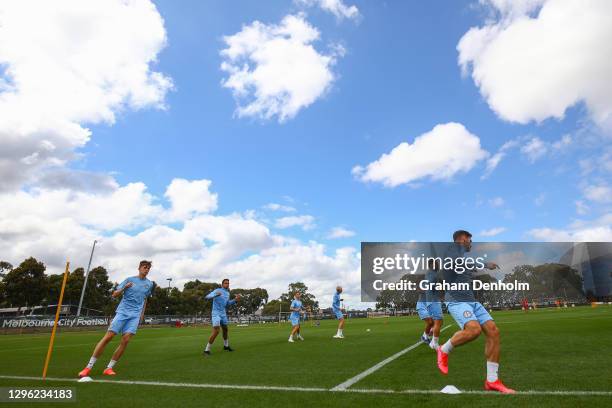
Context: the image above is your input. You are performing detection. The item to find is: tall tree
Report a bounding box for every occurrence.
[280,282,318,310]
[0,261,12,278]
[4,257,47,308]
[231,288,269,314]
[84,266,114,313]
[261,299,290,316]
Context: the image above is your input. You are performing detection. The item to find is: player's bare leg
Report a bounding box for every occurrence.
[421,317,434,343]
[482,320,500,363]
[481,320,514,393]
[204,326,220,355]
[221,324,233,351]
[429,319,442,349]
[92,331,115,358]
[333,317,345,338]
[437,321,481,374]
[289,324,300,342]
[78,331,115,377]
[103,333,132,375]
[109,333,133,362]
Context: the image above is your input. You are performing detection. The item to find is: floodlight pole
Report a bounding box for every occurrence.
[76,240,97,317]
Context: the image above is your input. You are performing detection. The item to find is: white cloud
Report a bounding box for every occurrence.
[552,134,572,150]
[534,192,546,206]
[327,226,355,239]
[353,122,488,187]
[220,14,344,122]
[0,0,172,190]
[275,215,316,230]
[0,1,360,307]
[583,184,612,203]
[479,227,507,237]
[488,197,505,207]
[458,0,612,129]
[164,179,218,221]
[0,183,163,231]
[295,0,360,21]
[575,200,589,215]
[482,133,575,178]
[0,179,362,306]
[529,213,612,241]
[481,139,519,179]
[520,137,548,162]
[263,203,296,212]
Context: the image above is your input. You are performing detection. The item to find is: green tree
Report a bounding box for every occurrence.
[375,274,422,310]
[0,261,12,278]
[502,263,584,303]
[84,266,114,313]
[46,268,85,307]
[261,299,290,316]
[231,287,269,314]
[280,282,318,310]
[4,257,47,308]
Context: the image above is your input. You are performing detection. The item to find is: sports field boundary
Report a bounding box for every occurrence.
[1,375,610,396]
[331,324,453,391]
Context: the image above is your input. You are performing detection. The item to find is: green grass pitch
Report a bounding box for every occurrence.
[0,306,610,407]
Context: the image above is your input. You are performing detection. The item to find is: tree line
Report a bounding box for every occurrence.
[375,263,585,310]
[0,257,319,316]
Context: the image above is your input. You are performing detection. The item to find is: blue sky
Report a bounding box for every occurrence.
[82,0,602,243]
[1,0,610,304]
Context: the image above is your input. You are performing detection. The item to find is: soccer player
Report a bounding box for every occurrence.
[416,264,443,349]
[78,260,155,377]
[203,278,241,355]
[436,230,515,393]
[332,286,345,338]
[288,292,304,342]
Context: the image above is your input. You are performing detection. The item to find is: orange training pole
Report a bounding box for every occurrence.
[42,261,70,379]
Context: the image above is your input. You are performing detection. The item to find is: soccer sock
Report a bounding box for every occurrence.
[223,339,229,347]
[338,329,343,335]
[441,339,454,354]
[486,361,499,382]
[423,331,429,339]
[431,336,439,346]
[107,360,117,369]
[86,356,97,369]
[205,342,212,352]
[288,334,293,340]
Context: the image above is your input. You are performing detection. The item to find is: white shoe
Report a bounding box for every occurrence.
[288,337,294,343]
[429,341,438,350]
[298,335,304,341]
[333,334,344,339]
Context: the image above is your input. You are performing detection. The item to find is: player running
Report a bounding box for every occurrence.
[436,230,515,393]
[416,263,443,349]
[203,279,241,355]
[78,260,155,378]
[288,292,304,342]
[332,286,345,339]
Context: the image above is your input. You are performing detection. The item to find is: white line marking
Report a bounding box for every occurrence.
[0,375,327,393]
[0,375,610,396]
[330,325,453,391]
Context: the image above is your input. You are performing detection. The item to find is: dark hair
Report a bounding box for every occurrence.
[452,230,472,241]
[139,260,152,268]
[222,278,229,284]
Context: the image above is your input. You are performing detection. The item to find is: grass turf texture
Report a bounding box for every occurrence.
[0,306,610,407]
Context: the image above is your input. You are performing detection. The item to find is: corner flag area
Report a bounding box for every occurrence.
[0,306,610,407]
